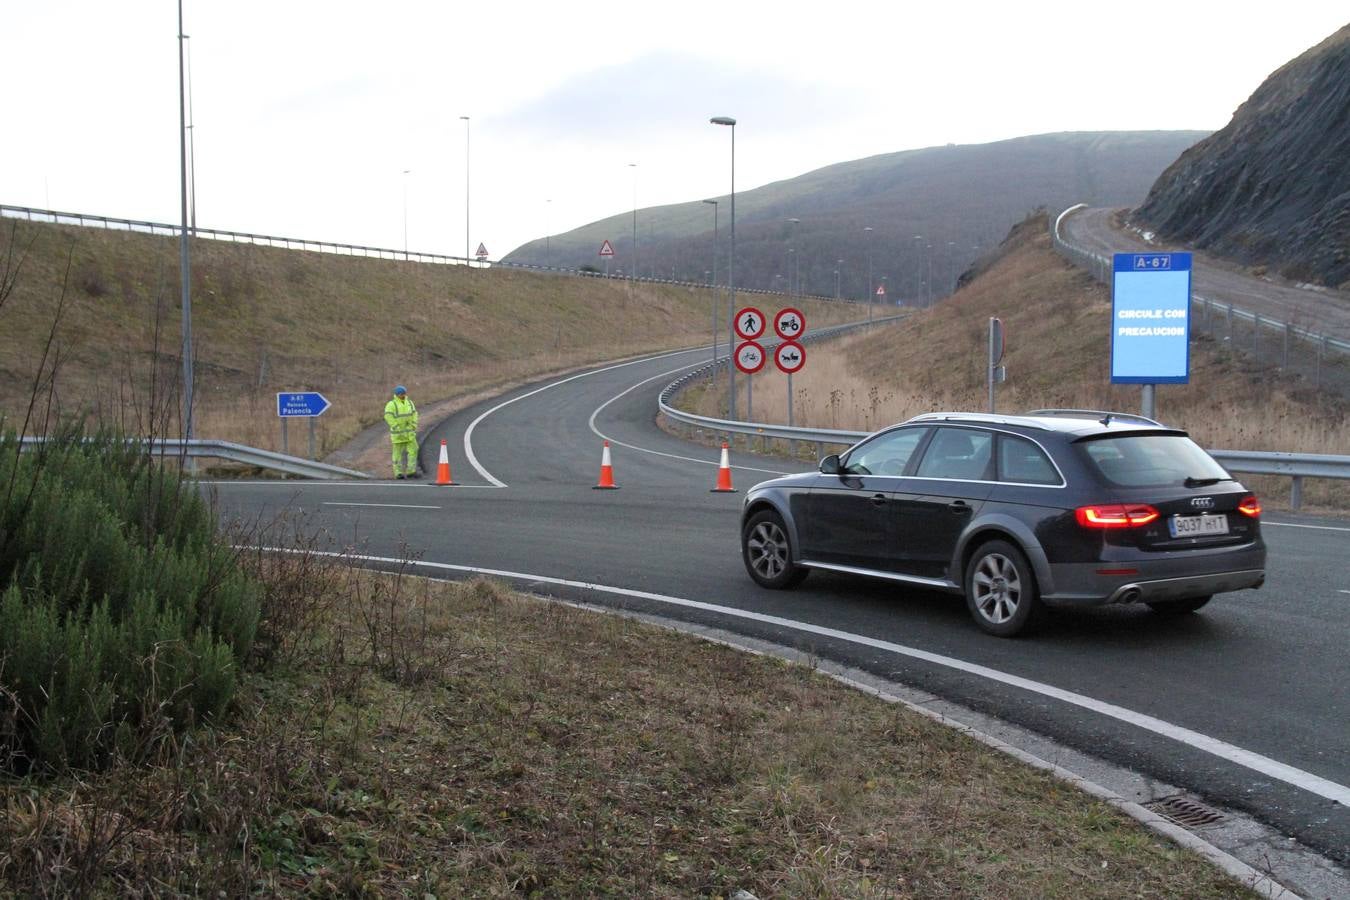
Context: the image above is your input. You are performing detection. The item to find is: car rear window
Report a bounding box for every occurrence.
[1078,434,1229,487]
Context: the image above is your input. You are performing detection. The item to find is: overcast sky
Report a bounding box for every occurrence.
[2,2,1344,260]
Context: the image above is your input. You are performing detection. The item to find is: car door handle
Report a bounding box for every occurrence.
[871,493,887,507]
[949,500,971,514]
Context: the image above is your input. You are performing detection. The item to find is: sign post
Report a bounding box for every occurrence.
[276,391,331,460]
[734,307,766,421]
[599,239,615,278]
[774,308,807,427]
[1111,253,1192,420]
[987,317,1006,413]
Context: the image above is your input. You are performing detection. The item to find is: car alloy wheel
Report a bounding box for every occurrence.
[742,509,807,589]
[964,539,1041,637]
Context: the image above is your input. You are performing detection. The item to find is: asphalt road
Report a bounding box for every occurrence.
[1063,206,1350,342]
[207,344,1350,865]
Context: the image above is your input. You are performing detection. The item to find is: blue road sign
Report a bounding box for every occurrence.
[1111,253,1192,384]
[276,391,331,417]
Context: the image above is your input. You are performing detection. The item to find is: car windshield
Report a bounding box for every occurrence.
[1077,434,1229,488]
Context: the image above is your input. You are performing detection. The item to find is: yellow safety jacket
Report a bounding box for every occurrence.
[384,396,419,438]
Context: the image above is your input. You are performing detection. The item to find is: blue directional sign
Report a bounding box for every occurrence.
[1111,253,1192,384]
[276,392,331,417]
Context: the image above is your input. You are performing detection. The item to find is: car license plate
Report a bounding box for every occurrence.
[1169,514,1229,538]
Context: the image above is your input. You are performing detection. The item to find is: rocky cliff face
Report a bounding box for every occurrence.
[1133,26,1350,289]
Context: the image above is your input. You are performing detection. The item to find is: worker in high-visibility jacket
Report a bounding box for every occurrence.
[384,385,420,479]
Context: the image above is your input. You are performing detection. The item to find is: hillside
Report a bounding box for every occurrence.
[683,214,1349,508]
[0,219,860,459]
[1133,25,1350,288]
[505,131,1207,302]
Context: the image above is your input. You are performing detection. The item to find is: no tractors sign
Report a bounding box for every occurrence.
[774,307,805,340]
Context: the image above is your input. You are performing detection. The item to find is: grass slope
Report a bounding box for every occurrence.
[0,563,1257,897]
[0,219,858,461]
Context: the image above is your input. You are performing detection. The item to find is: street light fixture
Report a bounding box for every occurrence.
[460,115,470,265]
[703,198,719,367]
[710,115,737,420]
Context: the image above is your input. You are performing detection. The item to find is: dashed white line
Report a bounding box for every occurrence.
[252,545,1350,809]
[462,347,706,488]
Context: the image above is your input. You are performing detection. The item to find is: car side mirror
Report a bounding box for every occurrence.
[820,454,841,475]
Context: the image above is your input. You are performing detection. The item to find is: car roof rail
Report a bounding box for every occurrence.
[1026,408,1163,427]
[907,411,1053,430]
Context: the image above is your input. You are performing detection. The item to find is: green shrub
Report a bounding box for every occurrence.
[0,430,259,772]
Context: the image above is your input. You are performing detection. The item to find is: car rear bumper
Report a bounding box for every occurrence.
[1041,545,1266,607]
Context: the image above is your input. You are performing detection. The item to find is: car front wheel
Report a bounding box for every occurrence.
[742,509,808,589]
[964,540,1043,637]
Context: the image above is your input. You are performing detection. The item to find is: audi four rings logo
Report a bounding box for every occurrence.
[1191,497,1215,509]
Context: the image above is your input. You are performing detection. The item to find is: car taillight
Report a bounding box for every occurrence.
[1075,503,1160,528]
[1237,495,1262,518]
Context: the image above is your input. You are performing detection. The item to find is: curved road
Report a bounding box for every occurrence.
[207,344,1350,869]
[1063,206,1350,341]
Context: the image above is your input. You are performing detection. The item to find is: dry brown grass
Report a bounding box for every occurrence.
[0,560,1257,898]
[683,219,1350,509]
[0,219,859,459]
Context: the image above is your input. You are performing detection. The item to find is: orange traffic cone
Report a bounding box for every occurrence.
[593,440,620,490]
[434,439,457,486]
[710,442,737,493]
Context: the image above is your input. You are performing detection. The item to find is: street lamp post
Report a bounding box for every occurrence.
[177,0,194,442]
[703,198,719,367]
[947,240,957,296]
[912,235,925,306]
[185,34,197,235]
[460,116,470,265]
[786,217,799,298]
[710,116,737,420]
[836,259,843,300]
[545,198,551,268]
[864,226,874,327]
[402,169,411,259]
[628,162,638,281]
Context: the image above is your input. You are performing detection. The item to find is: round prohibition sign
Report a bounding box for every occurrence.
[734,340,767,375]
[774,307,806,340]
[774,340,806,375]
[734,306,766,340]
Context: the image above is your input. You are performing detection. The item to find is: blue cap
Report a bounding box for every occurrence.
[394,385,407,395]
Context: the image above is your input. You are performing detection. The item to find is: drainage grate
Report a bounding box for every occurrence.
[1144,795,1226,829]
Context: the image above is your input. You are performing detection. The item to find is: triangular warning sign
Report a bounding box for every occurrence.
[475,243,489,259]
[598,239,616,257]
[876,283,886,296]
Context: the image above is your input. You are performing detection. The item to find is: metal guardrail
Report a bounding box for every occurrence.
[1051,205,1350,360]
[660,372,1350,511]
[0,203,854,303]
[18,437,370,480]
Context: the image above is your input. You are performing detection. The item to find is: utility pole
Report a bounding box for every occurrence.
[177,0,194,442]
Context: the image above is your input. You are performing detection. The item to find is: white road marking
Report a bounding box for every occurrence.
[462,347,707,488]
[199,480,501,489]
[587,363,792,476]
[252,546,1350,808]
[323,502,441,510]
[1339,590,1350,595]
[1263,520,1350,533]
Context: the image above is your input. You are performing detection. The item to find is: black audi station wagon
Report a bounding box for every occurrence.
[739,410,1266,636]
